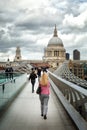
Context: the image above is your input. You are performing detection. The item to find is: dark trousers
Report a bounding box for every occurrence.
[31,80,35,92]
[9,73,13,79]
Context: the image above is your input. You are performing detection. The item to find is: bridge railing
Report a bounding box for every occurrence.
[48,71,87,130]
[0,73,27,111]
[0,72,24,83]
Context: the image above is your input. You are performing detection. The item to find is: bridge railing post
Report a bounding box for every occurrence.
[48,70,87,122]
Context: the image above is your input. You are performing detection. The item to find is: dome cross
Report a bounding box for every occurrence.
[53,24,58,37]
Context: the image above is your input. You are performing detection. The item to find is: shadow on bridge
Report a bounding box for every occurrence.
[0,78,77,130]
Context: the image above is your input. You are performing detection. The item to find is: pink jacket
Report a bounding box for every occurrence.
[40,81,50,95]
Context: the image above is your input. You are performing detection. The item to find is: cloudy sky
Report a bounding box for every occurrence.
[0,0,87,61]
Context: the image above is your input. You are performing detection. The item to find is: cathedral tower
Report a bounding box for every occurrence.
[14,46,22,62]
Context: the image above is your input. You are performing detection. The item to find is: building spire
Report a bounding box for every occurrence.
[14,46,22,62]
[53,24,58,37]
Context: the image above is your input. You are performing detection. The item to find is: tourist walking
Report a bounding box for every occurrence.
[37,67,42,82]
[38,69,50,120]
[5,67,9,79]
[29,68,37,93]
[9,66,14,79]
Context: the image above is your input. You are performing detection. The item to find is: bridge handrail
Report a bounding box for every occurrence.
[0,73,27,110]
[48,70,87,130]
[0,73,27,87]
[48,71,87,96]
[0,72,26,84]
[49,77,87,130]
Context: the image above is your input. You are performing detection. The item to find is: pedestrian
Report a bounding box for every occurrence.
[29,68,37,93]
[9,66,13,80]
[37,67,42,82]
[39,69,50,120]
[5,67,9,79]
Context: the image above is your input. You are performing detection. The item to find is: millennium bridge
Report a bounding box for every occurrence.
[0,61,87,130]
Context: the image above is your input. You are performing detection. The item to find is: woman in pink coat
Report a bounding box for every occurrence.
[39,69,50,120]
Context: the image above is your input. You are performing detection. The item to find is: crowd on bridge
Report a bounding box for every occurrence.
[29,67,50,120]
[5,66,13,80]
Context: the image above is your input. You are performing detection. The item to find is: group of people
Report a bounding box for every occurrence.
[29,67,50,120]
[5,67,13,80]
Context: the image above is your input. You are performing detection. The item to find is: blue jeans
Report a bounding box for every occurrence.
[39,94,49,116]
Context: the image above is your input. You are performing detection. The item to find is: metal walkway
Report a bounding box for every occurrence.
[0,79,78,130]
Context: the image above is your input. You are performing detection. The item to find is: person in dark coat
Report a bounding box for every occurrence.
[29,68,37,93]
[5,67,9,79]
[9,67,13,79]
[37,67,42,81]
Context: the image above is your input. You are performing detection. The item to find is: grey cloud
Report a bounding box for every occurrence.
[0,0,87,60]
[0,29,5,38]
[26,44,44,53]
[61,25,87,35]
[0,11,16,25]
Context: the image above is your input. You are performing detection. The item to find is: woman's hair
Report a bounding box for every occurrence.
[40,71,48,86]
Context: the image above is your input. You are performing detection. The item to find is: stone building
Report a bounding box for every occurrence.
[68,60,87,80]
[14,46,22,62]
[43,25,66,69]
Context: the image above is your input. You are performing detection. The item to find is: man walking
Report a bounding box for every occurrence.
[29,68,37,93]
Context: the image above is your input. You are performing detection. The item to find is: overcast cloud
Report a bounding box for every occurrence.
[0,0,87,61]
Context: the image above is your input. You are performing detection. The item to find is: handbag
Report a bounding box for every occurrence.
[36,86,41,94]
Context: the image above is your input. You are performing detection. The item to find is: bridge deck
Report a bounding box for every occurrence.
[0,79,78,130]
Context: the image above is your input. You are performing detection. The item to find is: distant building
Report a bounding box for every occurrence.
[68,60,87,80]
[14,46,22,62]
[66,53,70,60]
[43,25,66,69]
[73,49,80,60]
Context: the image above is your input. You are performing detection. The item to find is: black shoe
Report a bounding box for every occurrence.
[41,114,43,116]
[44,115,47,120]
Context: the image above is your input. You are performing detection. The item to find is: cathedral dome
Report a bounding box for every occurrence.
[48,25,63,47]
[48,37,63,46]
